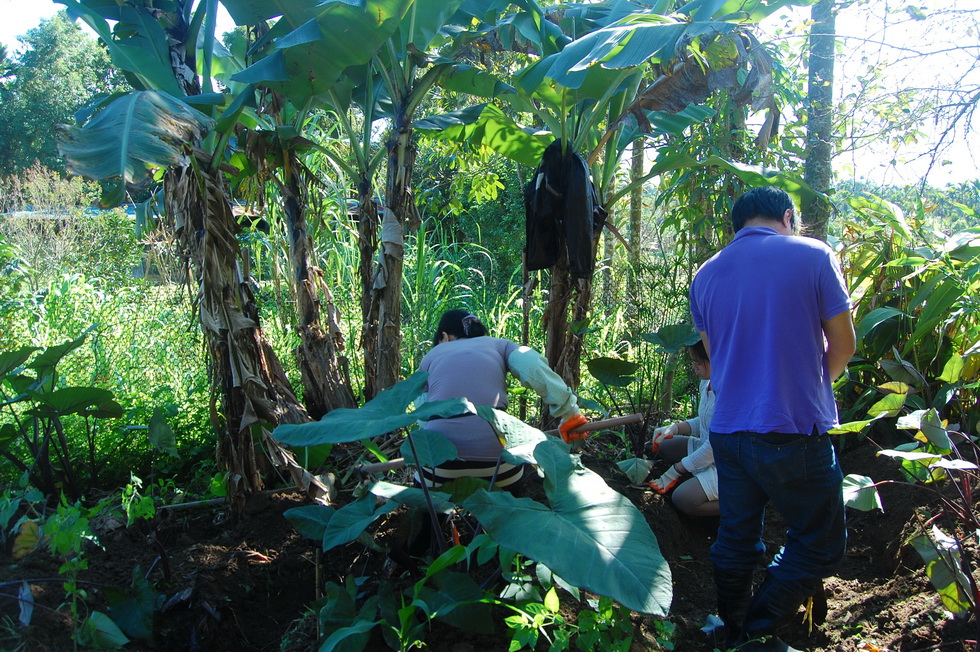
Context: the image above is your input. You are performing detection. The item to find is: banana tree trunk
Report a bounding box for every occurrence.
[358,179,382,401]
[166,158,328,510]
[282,154,357,417]
[543,245,599,419]
[364,107,415,397]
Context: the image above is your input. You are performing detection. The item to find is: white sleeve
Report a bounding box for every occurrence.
[506,346,579,419]
[681,436,714,472]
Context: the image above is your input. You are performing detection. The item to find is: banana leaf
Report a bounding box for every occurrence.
[59,91,214,183]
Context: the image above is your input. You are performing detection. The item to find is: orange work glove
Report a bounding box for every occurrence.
[558,413,589,443]
[649,465,683,494]
[650,423,679,453]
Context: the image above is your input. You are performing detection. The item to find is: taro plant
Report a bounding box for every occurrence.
[272,370,672,650]
[841,402,980,620]
[0,331,124,499]
[585,323,701,481]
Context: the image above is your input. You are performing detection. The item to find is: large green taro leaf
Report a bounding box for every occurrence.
[284,493,396,552]
[462,438,672,615]
[272,371,473,446]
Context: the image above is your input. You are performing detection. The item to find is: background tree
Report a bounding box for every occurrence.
[802,0,835,240]
[0,11,123,177]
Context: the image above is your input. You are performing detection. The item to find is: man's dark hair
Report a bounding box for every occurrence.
[731,186,796,232]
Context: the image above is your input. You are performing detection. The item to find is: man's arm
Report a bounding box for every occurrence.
[699,331,710,358]
[822,310,856,380]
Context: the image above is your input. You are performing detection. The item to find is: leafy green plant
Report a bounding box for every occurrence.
[273,371,673,619]
[0,331,124,499]
[310,545,492,652]
[585,323,701,464]
[841,406,980,620]
[120,474,156,527]
[42,496,135,649]
[503,588,635,652]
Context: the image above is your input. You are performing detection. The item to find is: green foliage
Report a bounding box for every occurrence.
[504,589,635,652]
[278,373,672,617]
[0,332,125,500]
[839,406,980,619]
[315,546,492,652]
[0,11,126,176]
[838,192,980,434]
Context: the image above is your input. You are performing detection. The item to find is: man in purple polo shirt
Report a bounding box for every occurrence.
[689,186,855,651]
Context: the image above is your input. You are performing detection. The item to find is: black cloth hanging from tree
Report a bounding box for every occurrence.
[524,139,608,280]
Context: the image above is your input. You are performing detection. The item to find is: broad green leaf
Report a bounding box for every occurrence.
[28,332,90,378]
[284,504,336,541]
[415,104,487,131]
[855,307,904,343]
[877,449,940,463]
[35,387,116,417]
[369,481,455,513]
[463,438,672,615]
[0,347,38,379]
[939,354,964,383]
[641,324,700,353]
[395,0,465,52]
[231,0,413,105]
[911,277,964,343]
[910,527,973,616]
[83,611,130,648]
[318,620,378,652]
[438,65,515,98]
[841,474,882,512]
[473,405,553,465]
[616,458,654,485]
[219,0,320,25]
[59,91,214,186]
[586,357,638,387]
[867,392,907,418]
[322,494,397,552]
[916,409,952,451]
[440,476,490,503]
[930,459,979,471]
[400,429,459,468]
[58,0,184,95]
[944,230,980,262]
[420,104,550,167]
[423,545,469,581]
[877,381,910,395]
[285,496,396,552]
[415,570,483,619]
[880,354,928,389]
[273,371,474,446]
[828,418,878,434]
[104,566,162,641]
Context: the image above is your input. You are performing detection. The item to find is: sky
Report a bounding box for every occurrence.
[2,0,977,188]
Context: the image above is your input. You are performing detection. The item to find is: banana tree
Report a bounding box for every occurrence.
[55,0,331,507]
[420,0,805,392]
[228,0,518,399]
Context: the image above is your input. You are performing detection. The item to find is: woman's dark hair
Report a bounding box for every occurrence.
[432,309,488,345]
[688,340,709,363]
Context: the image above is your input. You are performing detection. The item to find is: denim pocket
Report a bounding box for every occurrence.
[750,433,810,487]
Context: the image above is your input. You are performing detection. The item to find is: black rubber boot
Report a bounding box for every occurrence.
[736,574,815,652]
[713,567,755,649]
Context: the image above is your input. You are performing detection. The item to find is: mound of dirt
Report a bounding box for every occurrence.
[1,436,976,651]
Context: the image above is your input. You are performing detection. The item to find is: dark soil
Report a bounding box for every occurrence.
[2,435,977,651]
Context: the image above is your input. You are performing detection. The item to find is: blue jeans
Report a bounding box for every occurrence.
[709,431,846,586]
